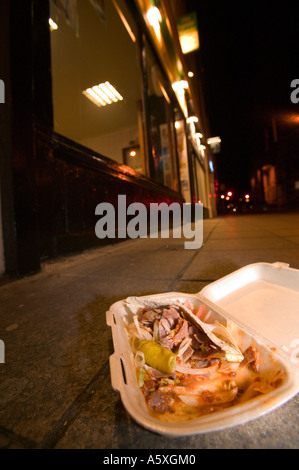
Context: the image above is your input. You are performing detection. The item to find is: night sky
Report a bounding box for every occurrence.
[191,1,299,195]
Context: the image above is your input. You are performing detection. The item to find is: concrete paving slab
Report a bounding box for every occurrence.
[203,238,296,251]
[182,247,299,281]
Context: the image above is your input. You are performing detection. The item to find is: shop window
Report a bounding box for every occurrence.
[173,108,191,202]
[123,145,142,172]
[145,42,179,190]
[49,0,143,172]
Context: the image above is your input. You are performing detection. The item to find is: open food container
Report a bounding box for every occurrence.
[106,262,299,437]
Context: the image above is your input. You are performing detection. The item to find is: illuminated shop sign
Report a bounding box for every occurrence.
[176,12,200,54]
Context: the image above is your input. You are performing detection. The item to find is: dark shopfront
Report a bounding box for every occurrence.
[0,0,212,276]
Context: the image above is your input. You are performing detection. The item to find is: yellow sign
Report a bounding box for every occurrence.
[176,12,199,54]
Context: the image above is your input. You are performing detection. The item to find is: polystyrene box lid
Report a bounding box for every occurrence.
[200,262,299,368]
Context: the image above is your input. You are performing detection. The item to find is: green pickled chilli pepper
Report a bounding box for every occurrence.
[137,340,177,374]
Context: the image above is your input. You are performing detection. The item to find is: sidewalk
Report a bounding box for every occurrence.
[0,211,299,449]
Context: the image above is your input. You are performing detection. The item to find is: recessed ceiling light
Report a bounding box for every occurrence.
[82,82,123,107]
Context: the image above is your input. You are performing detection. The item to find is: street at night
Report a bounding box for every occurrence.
[0,0,299,455]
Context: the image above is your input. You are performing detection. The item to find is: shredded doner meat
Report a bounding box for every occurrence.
[125,298,286,423]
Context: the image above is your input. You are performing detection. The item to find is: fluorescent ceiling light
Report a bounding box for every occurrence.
[83,82,123,107]
[49,18,58,31]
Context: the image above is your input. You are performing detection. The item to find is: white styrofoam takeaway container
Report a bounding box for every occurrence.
[106,262,299,437]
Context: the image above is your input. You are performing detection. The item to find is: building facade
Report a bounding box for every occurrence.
[0,0,216,276]
[250,111,299,210]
